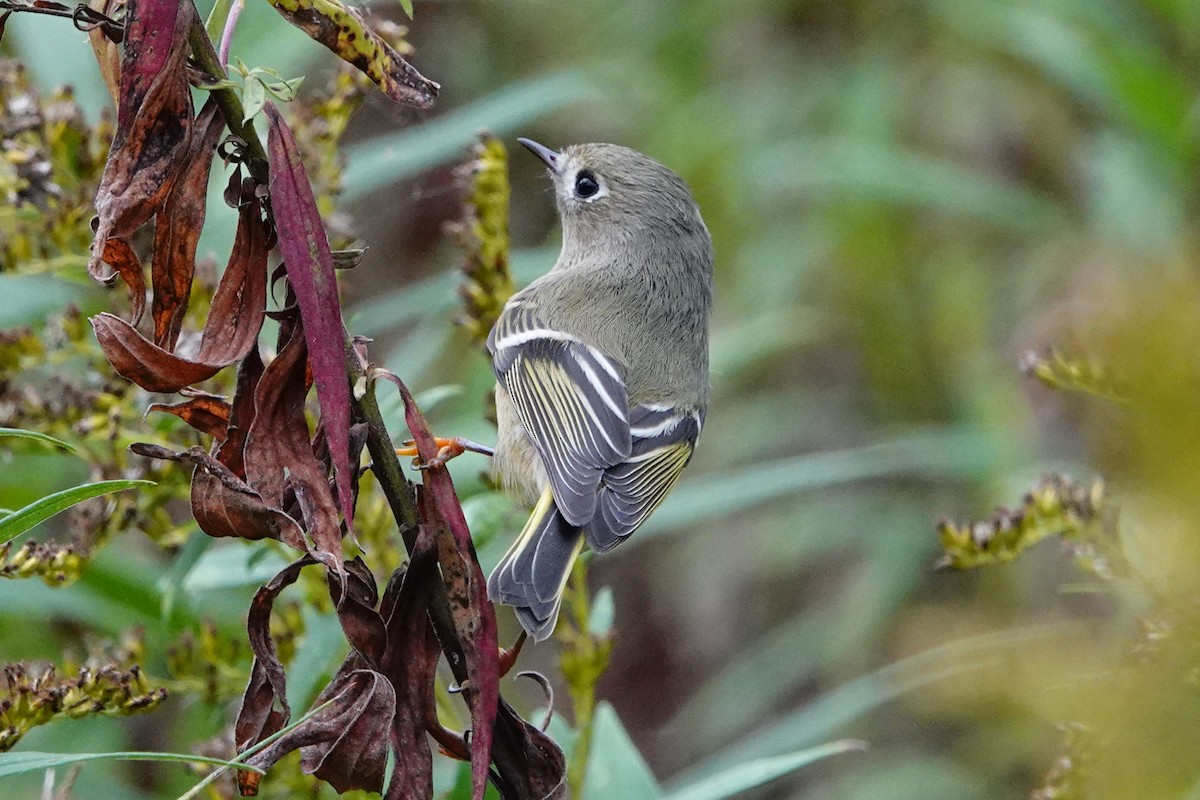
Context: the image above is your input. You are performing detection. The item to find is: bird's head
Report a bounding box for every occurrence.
[518,138,707,254]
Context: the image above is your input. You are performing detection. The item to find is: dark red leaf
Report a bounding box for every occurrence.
[198,199,270,363]
[89,0,195,280]
[243,321,343,576]
[91,198,269,392]
[379,532,441,800]
[264,102,356,536]
[327,557,387,666]
[151,98,226,350]
[382,372,499,800]
[97,237,146,325]
[147,394,231,439]
[489,700,568,800]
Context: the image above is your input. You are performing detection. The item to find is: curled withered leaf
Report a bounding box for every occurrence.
[147,393,231,439]
[379,533,441,800]
[331,248,365,270]
[92,197,269,392]
[243,321,343,577]
[490,699,568,800]
[514,671,554,732]
[92,312,224,392]
[243,665,396,795]
[265,0,437,107]
[97,236,146,325]
[152,98,225,350]
[327,557,387,665]
[264,102,355,535]
[235,556,313,795]
[89,0,195,280]
[129,443,306,546]
[380,370,499,800]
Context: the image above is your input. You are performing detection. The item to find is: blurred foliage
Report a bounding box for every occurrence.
[4,0,1200,797]
[450,132,514,347]
[936,473,1113,572]
[0,633,166,753]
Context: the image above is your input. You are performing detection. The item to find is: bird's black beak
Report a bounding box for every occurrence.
[518,137,561,174]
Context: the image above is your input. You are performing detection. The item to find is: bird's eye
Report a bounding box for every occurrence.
[574,170,600,198]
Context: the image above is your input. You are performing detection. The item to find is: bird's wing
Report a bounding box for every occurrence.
[489,301,632,525]
[586,404,704,553]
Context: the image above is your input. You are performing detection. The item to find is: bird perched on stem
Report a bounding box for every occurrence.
[485,138,713,641]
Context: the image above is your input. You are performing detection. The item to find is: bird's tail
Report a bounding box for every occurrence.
[487,487,584,641]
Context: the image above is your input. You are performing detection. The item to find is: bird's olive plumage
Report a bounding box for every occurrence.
[486,139,713,640]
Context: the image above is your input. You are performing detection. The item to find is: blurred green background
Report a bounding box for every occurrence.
[5,0,1200,797]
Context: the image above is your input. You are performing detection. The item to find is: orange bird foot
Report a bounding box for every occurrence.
[395,437,495,470]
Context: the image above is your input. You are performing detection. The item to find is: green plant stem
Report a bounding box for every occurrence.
[562,558,599,796]
[186,7,268,183]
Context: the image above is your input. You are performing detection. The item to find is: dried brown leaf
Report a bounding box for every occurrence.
[97,236,146,326]
[89,0,195,280]
[147,394,231,439]
[92,198,269,392]
[151,98,226,350]
[235,556,314,795]
[130,443,306,545]
[243,322,344,575]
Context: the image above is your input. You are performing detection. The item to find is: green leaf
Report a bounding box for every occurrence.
[398,0,413,19]
[641,427,1012,539]
[0,428,77,453]
[180,543,291,592]
[583,702,662,800]
[0,750,264,778]
[243,77,266,122]
[342,72,592,201]
[662,740,867,800]
[0,480,153,545]
[460,491,523,549]
[588,586,615,637]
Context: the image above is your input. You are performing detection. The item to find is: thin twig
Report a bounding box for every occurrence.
[217,0,243,65]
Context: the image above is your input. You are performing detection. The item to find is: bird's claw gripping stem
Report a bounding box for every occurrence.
[395,437,495,470]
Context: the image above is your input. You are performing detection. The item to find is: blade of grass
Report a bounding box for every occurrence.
[174,699,334,800]
[0,428,77,454]
[662,740,868,800]
[0,751,265,778]
[0,480,153,545]
[668,623,1081,787]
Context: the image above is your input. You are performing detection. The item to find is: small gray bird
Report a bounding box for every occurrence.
[486,138,713,641]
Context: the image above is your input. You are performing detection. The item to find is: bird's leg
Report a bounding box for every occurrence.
[395,437,495,470]
[498,631,528,677]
